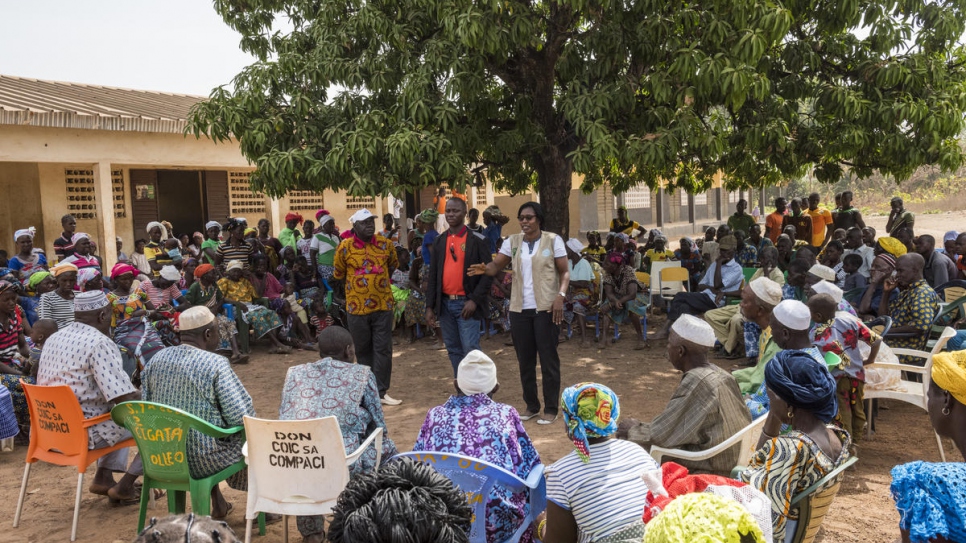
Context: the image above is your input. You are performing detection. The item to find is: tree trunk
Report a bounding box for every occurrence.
[535,145,573,238]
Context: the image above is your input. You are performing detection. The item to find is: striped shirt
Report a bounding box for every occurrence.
[0,306,23,364]
[546,439,657,542]
[216,240,255,270]
[141,281,183,307]
[38,291,75,330]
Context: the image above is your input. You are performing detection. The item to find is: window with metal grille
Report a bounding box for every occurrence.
[65,168,97,220]
[288,190,324,212]
[623,186,651,209]
[228,171,266,215]
[694,192,708,205]
[112,169,126,218]
[475,188,487,209]
[346,195,376,210]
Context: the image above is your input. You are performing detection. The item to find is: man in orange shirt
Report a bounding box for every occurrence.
[806,193,834,250]
[426,197,494,375]
[764,197,787,244]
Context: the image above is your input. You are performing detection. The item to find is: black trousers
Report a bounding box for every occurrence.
[510,309,561,415]
[346,310,394,396]
[668,292,719,324]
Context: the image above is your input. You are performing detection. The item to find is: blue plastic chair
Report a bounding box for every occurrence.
[393,452,546,543]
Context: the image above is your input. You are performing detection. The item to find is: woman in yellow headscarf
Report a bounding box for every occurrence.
[875,236,907,258]
[890,350,966,543]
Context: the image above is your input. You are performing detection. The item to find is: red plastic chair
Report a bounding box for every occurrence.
[13,382,136,541]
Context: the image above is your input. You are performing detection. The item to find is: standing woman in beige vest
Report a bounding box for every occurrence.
[469,202,570,424]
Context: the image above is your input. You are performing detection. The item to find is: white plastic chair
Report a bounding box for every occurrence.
[864,326,955,462]
[394,451,546,543]
[241,416,384,543]
[649,414,768,468]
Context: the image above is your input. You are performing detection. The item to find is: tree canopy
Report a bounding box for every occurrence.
[189,0,966,236]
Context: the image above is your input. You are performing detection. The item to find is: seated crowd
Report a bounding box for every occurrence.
[2,191,964,543]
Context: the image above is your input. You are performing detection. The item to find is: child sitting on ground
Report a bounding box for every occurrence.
[309,295,335,335]
[842,253,868,292]
[278,299,315,350]
[282,283,309,326]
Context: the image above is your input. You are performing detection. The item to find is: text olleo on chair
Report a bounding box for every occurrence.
[650,414,768,469]
[13,382,136,542]
[394,451,547,543]
[110,401,259,534]
[864,326,956,462]
[788,456,859,543]
[241,416,384,543]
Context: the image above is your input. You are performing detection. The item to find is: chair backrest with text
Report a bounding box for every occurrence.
[21,383,93,463]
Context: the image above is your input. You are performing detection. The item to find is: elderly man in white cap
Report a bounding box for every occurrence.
[562,237,596,345]
[333,208,402,405]
[620,315,751,475]
[808,279,858,317]
[704,275,783,361]
[279,326,398,542]
[743,299,827,417]
[141,306,255,518]
[414,349,541,542]
[37,290,144,504]
[733,282,794,395]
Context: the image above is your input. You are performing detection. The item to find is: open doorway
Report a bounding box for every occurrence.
[131,169,230,240]
[156,171,204,238]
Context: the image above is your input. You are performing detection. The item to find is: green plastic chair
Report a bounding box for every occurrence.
[110,401,265,534]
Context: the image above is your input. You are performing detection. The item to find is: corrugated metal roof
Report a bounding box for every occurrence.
[0,75,206,134]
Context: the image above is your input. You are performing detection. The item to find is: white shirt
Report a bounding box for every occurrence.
[37,322,136,446]
[500,234,566,310]
[844,245,874,278]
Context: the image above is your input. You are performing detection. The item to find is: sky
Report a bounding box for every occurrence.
[0,0,258,96]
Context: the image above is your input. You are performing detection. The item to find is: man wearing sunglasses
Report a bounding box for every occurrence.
[426,198,494,376]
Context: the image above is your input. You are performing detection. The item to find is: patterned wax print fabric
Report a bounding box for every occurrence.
[744,321,762,359]
[0,305,23,364]
[744,346,824,418]
[279,357,398,538]
[601,265,647,324]
[813,315,879,381]
[545,439,657,543]
[217,277,257,304]
[0,385,19,440]
[889,279,940,364]
[740,426,851,543]
[37,322,136,446]
[108,287,149,326]
[781,283,804,302]
[414,394,542,543]
[736,244,759,267]
[891,461,966,543]
[333,234,399,316]
[8,251,47,278]
[0,308,31,438]
[141,345,255,482]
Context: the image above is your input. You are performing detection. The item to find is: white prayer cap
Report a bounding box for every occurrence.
[318,214,334,227]
[205,221,221,231]
[160,266,182,282]
[811,280,843,303]
[808,264,836,282]
[226,260,245,272]
[773,299,811,330]
[457,350,498,395]
[566,238,585,253]
[179,306,215,331]
[670,314,717,347]
[349,209,374,224]
[749,277,783,307]
[74,290,109,312]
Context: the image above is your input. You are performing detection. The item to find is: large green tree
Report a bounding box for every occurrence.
[189,0,966,236]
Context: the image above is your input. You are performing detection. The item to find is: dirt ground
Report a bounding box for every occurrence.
[2,210,963,543]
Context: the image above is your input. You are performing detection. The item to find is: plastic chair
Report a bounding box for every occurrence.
[110,401,262,534]
[741,267,758,284]
[659,267,691,302]
[926,296,966,350]
[864,327,956,461]
[394,451,546,543]
[649,414,768,469]
[649,261,682,297]
[241,416,384,543]
[14,382,136,542]
[934,279,966,303]
[788,456,859,543]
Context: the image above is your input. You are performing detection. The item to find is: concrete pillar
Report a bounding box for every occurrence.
[93,161,118,268]
[655,189,665,227]
[715,188,724,221]
[687,192,695,224]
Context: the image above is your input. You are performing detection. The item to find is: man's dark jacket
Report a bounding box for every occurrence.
[426,227,493,320]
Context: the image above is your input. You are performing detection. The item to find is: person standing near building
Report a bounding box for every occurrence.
[727,199,757,236]
[764,198,787,244]
[806,193,834,250]
[426,197,493,376]
[53,214,77,263]
[781,198,813,246]
[886,197,915,237]
[333,209,402,406]
[278,212,304,251]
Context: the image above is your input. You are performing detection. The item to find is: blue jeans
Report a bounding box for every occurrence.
[439,297,482,375]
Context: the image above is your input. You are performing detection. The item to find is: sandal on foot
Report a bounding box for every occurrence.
[211,501,233,520]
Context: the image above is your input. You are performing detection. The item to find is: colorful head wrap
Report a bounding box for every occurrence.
[877,236,907,257]
[51,262,78,277]
[71,232,91,245]
[643,492,765,543]
[77,268,101,290]
[285,212,304,224]
[0,280,17,297]
[681,237,699,253]
[419,208,440,224]
[110,263,138,280]
[27,271,51,290]
[561,383,620,462]
[13,227,35,242]
[932,351,966,406]
[194,263,215,279]
[315,209,330,221]
[605,251,625,265]
[764,349,838,422]
[244,227,257,237]
[223,217,247,232]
